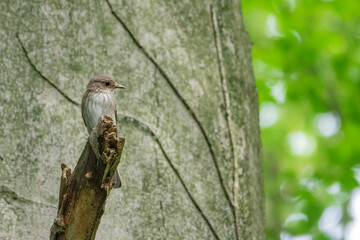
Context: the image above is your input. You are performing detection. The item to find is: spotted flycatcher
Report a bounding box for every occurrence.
[81,74,125,188]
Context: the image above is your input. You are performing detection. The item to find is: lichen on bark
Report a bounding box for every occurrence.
[0,0,264,239]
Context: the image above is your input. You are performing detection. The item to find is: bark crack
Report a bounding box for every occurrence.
[105,0,234,230]
[119,114,221,240]
[16,33,80,107]
[153,67,167,234]
[210,5,239,240]
[0,185,56,209]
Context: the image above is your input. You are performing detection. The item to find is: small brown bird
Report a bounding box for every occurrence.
[81,74,125,188]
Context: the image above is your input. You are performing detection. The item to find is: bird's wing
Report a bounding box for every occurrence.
[115,108,118,125]
[114,107,118,137]
[81,91,88,128]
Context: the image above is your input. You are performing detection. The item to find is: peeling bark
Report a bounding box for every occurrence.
[50,115,125,240]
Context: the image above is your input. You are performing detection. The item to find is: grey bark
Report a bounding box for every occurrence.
[0,0,264,239]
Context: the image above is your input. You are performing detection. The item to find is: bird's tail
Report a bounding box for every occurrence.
[112,169,122,188]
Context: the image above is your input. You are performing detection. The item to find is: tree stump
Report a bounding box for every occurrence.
[50,115,125,240]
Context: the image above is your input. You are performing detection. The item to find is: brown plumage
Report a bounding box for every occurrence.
[81,74,125,188]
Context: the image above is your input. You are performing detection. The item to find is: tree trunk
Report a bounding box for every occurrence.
[0,0,264,239]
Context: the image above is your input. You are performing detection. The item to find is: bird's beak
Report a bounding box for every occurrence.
[115,83,126,89]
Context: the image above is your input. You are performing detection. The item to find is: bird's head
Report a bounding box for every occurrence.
[86,74,126,92]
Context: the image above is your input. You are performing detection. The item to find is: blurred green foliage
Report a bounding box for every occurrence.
[242,0,360,239]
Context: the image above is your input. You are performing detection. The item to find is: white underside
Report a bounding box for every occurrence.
[83,92,116,133]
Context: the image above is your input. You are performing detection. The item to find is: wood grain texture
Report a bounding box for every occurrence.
[50,115,125,240]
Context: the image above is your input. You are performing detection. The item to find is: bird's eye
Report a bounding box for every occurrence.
[105,82,110,86]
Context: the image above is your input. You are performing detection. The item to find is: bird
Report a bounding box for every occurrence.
[81,74,125,188]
